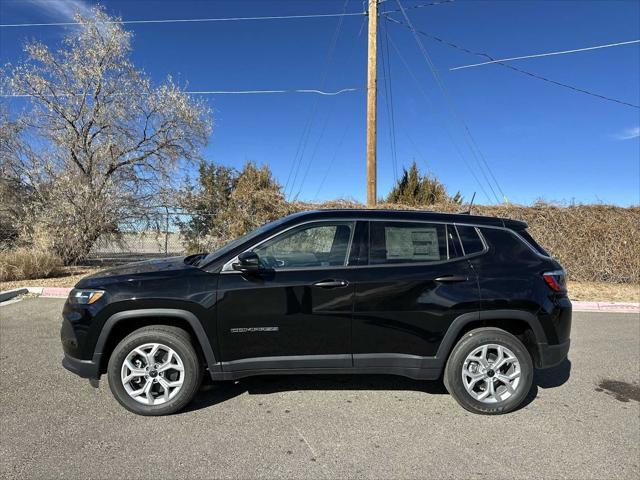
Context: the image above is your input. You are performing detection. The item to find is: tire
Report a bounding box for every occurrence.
[107,325,202,416]
[444,327,533,415]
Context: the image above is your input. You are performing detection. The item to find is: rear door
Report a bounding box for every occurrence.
[351,220,482,370]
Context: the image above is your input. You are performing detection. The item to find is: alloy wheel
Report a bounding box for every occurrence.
[461,344,521,403]
[120,343,185,406]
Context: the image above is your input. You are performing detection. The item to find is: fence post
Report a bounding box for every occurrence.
[164,206,169,256]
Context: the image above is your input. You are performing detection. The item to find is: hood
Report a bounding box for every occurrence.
[76,256,196,288]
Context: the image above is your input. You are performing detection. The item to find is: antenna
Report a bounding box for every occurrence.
[460,192,476,215]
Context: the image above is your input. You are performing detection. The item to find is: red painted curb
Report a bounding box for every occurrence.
[572,301,640,313]
[41,287,72,298]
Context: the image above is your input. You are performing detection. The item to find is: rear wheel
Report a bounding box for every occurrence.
[444,328,533,414]
[107,325,202,416]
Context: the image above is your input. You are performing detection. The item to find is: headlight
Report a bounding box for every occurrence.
[68,289,105,305]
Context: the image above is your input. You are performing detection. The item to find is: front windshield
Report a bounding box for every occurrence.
[195,216,294,266]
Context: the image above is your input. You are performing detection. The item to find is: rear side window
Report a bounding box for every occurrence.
[456,225,485,255]
[370,222,460,265]
[517,230,550,256]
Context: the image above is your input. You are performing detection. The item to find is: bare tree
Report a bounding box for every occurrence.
[0,105,31,246]
[2,7,212,263]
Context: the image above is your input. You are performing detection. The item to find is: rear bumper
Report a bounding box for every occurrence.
[62,353,101,379]
[536,340,570,369]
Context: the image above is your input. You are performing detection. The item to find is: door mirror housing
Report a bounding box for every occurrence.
[233,251,261,274]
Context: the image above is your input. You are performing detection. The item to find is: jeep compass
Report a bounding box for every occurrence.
[61,209,571,415]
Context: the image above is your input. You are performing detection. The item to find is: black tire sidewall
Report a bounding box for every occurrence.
[445,329,533,415]
[107,328,202,416]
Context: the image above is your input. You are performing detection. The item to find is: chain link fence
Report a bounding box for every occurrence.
[84,208,198,265]
[0,207,200,266]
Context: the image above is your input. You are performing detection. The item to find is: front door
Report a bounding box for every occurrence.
[351,220,481,372]
[216,221,358,372]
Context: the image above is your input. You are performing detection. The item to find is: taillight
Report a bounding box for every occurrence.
[543,270,567,293]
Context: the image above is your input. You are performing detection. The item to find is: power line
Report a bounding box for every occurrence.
[308,14,367,202]
[0,88,359,98]
[292,0,361,201]
[380,16,400,182]
[381,0,455,14]
[285,8,346,199]
[294,111,332,201]
[312,123,351,202]
[385,27,493,203]
[284,0,350,199]
[392,0,506,203]
[385,15,640,109]
[451,39,640,71]
[0,12,365,28]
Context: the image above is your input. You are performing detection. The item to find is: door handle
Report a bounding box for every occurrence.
[434,275,468,283]
[312,279,349,288]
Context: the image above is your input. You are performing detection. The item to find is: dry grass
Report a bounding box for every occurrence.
[0,266,98,291]
[568,281,639,302]
[0,248,63,282]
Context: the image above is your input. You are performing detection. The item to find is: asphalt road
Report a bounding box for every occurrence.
[1,298,638,479]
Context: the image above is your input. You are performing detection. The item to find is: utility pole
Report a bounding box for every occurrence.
[366,0,378,206]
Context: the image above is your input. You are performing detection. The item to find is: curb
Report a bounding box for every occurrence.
[40,287,73,298]
[0,288,29,303]
[0,286,72,303]
[572,301,640,314]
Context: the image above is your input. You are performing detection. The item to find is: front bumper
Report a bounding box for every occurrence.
[62,353,101,379]
[536,339,570,369]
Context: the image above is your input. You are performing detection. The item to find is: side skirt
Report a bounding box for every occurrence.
[210,367,441,381]
[211,354,442,381]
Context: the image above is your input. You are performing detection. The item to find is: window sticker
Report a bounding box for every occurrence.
[385,227,440,260]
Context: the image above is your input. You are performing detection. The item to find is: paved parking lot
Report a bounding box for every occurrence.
[1,297,638,479]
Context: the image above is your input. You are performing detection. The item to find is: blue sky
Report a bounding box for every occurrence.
[1,0,639,206]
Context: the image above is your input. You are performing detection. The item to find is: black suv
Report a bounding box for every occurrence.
[61,209,571,415]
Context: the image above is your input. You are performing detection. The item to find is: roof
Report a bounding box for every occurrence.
[288,209,528,230]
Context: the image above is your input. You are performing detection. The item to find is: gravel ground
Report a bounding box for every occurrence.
[0,298,639,479]
[0,267,98,291]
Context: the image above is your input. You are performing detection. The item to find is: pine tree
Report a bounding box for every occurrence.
[386,161,462,206]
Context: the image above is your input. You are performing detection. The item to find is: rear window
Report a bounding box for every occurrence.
[517,230,550,256]
[456,225,485,255]
[370,221,454,265]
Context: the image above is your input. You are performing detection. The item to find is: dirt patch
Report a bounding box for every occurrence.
[595,379,640,403]
[0,266,98,291]
[568,281,639,302]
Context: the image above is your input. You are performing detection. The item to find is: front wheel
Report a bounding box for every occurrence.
[444,328,533,415]
[107,325,202,416]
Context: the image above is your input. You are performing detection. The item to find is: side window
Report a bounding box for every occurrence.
[456,225,485,255]
[253,222,353,269]
[370,221,450,265]
[517,229,550,256]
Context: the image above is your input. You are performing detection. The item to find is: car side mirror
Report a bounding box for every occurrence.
[233,251,261,274]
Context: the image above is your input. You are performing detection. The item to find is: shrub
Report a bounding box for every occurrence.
[386,161,462,205]
[178,161,295,253]
[0,248,63,282]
